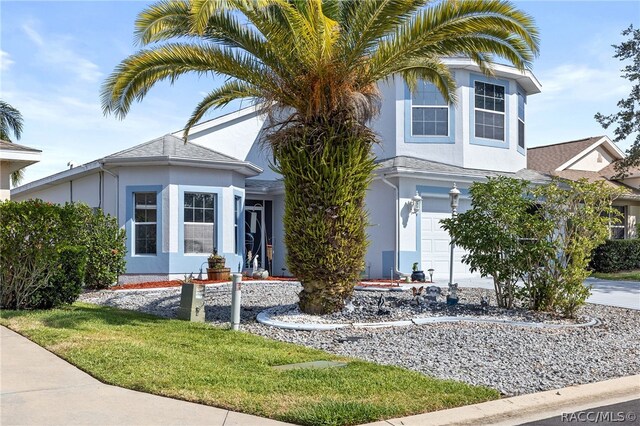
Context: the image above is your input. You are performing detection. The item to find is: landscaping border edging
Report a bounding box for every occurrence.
[256,309,600,331]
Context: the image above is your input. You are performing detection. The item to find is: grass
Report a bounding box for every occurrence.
[0,303,498,426]
[590,270,640,281]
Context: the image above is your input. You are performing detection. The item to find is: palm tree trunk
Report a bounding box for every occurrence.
[272,120,376,314]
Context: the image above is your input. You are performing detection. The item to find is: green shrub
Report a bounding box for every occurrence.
[590,239,640,273]
[85,209,126,289]
[31,246,88,309]
[0,200,64,309]
[0,199,126,309]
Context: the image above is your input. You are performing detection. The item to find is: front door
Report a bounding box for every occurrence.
[245,204,265,269]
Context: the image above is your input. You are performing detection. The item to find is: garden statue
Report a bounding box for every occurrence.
[412,286,426,306]
[425,286,441,303]
[480,294,489,309]
[252,255,259,272]
[343,297,355,314]
[377,294,390,315]
[447,283,459,305]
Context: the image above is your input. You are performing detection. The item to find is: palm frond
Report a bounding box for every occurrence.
[182,80,264,139]
[0,100,23,141]
[101,43,275,118]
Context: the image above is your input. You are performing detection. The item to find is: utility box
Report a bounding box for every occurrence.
[177,283,206,322]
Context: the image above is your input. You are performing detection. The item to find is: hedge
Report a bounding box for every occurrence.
[0,200,126,309]
[590,239,640,273]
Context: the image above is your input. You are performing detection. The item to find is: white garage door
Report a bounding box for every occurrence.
[421,212,476,279]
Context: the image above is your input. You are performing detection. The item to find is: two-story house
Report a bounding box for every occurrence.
[11,58,554,282]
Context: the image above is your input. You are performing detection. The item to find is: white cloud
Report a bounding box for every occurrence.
[0,50,14,71]
[21,20,102,83]
[539,63,630,102]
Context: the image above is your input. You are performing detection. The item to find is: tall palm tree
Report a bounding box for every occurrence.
[102,0,539,314]
[0,100,25,186]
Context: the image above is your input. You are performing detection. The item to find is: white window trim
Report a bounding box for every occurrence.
[410,81,450,138]
[474,81,506,142]
[183,192,216,254]
[133,192,157,255]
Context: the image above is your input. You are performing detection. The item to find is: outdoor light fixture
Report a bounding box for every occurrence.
[449,183,460,213]
[410,191,422,214]
[428,268,434,282]
[448,183,461,305]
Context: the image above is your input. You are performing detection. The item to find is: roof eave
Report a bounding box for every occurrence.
[102,156,263,176]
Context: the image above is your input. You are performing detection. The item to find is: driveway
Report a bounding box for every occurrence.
[454,277,640,310]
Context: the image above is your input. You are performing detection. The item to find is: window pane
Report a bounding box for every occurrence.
[424,122,436,135]
[519,120,525,148]
[204,194,214,209]
[193,209,203,222]
[475,111,504,141]
[435,122,447,136]
[495,98,504,112]
[135,224,156,254]
[413,122,424,135]
[184,223,214,253]
[413,81,447,106]
[204,209,214,223]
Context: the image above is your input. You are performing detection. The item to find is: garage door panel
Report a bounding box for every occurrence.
[421,211,477,278]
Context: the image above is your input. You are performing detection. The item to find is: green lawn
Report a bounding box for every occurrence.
[591,270,640,282]
[0,303,498,426]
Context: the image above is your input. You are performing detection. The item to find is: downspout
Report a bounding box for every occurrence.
[99,164,119,222]
[380,176,410,279]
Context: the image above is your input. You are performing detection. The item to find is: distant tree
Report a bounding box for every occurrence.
[595,25,639,176]
[0,100,25,185]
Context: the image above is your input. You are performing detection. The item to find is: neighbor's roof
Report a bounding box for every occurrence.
[527,136,603,173]
[0,139,42,153]
[375,156,551,183]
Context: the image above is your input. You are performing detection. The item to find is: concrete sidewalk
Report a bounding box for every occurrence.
[454,277,640,310]
[0,326,291,426]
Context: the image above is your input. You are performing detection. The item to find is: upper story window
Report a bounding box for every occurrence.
[411,81,449,137]
[518,90,526,150]
[134,192,157,255]
[474,82,505,141]
[184,192,215,253]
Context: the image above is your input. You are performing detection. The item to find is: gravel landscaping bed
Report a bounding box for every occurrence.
[80,281,640,396]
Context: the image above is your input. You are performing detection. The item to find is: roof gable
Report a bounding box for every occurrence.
[527,136,603,173]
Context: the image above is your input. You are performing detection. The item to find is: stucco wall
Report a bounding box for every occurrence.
[568,145,615,171]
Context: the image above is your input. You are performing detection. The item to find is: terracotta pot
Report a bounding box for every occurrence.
[207,268,231,281]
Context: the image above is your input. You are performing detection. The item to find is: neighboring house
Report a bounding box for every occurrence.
[528,136,640,239]
[0,140,41,201]
[13,58,549,282]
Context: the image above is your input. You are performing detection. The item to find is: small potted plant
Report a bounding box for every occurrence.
[411,262,426,282]
[208,249,226,269]
[207,249,230,281]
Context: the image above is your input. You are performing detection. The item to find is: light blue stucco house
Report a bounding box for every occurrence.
[12,58,638,283]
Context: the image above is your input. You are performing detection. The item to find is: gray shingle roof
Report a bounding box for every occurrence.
[0,140,42,153]
[104,134,241,163]
[375,156,550,182]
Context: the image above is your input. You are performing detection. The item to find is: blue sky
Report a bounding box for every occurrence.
[1,0,639,185]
